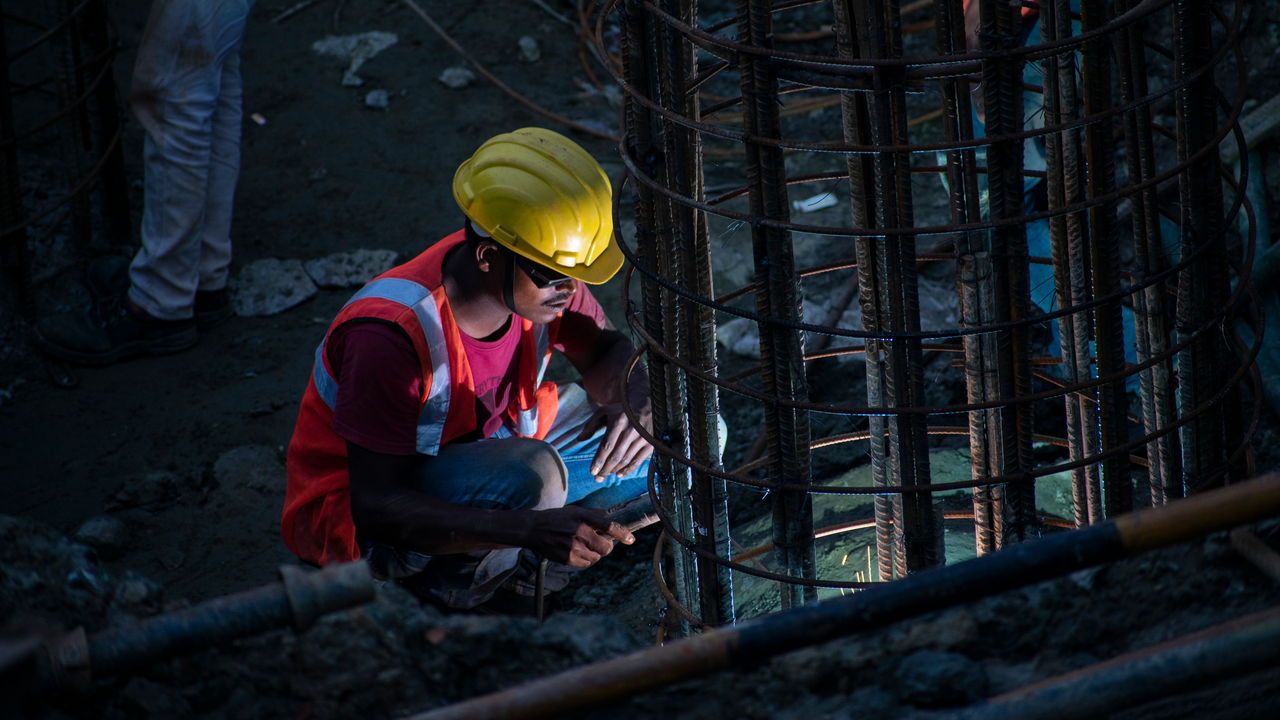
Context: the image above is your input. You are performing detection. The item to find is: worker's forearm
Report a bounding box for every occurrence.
[353,484,537,555]
[579,331,648,408]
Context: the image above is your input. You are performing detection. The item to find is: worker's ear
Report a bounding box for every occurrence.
[474,240,502,274]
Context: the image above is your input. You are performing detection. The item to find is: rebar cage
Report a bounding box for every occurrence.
[602,0,1261,629]
[1,0,129,315]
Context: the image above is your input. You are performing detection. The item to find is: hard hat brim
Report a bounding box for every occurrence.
[558,235,623,285]
[459,207,624,285]
[498,228,622,285]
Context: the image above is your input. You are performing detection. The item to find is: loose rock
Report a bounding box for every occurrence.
[74,515,129,560]
[311,31,398,87]
[231,258,318,317]
[106,471,180,511]
[213,445,284,496]
[365,89,390,110]
[889,650,988,708]
[303,249,399,289]
[0,515,113,629]
[518,35,541,63]
[438,66,476,89]
[112,574,164,615]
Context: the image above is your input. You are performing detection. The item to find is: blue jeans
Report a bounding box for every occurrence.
[362,384,652,608]
[429,382,651,511]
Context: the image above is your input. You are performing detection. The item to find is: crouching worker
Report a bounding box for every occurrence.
[282,128,652,612]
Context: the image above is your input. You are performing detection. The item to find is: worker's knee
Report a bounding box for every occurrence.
[503,439,568,511]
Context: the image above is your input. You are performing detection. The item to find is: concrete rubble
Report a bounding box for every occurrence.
[518,36,542,63]
[303,249,399,289]
[213,445,285,497]
[231,258,318,317]
[363,89,390,110]
[438,66,476,89]
[311,31,398,87]
[74,515,130,560]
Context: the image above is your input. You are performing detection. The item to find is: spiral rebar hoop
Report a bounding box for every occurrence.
[606,0,1259,631]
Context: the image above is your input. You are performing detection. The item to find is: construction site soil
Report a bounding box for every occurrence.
[2,1,1280,718]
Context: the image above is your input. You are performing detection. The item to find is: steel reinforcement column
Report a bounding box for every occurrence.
[976,0,1036,544]
[655,0,734,626]
[620,0,699,631]
[734,0,817,608]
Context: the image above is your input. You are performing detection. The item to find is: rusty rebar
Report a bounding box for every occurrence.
[607,0,1257,626]
[1114,0,1180,506]
[734,0,817,609]
[656,0,735,626]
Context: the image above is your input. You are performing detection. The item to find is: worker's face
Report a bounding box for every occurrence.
[477,241,576,324]
[509,252,577,325]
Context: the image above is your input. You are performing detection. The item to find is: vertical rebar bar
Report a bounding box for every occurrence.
[78,0,130,248]
[1078,0,1130,517]
[1172,0,1229,492]
[657,0,733,626]
[1114,0,1180,506]
[933,0,998,556]
[1043,0,1104,526]
[830,0,896,578]
[977,0,1035,542]
[52,0,92,253]
[620,0,696,633]
[0,9,32,313]
[734,0,816,608]
[858,0,939,573]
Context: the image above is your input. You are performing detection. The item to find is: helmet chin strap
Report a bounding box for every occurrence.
[502,251,518,315]
[469,219,519,315]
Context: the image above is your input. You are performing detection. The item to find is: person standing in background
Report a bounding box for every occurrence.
[36,0,255,364]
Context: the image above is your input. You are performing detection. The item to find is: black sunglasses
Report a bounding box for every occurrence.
[509,251,573,289]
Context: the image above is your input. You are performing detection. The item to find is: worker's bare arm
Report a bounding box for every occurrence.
[346,442,634,567]
[564,326,641,407]
[564,328,656,481]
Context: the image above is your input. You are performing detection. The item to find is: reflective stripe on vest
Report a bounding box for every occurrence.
[309,277,454,455]
[515,324,553,436]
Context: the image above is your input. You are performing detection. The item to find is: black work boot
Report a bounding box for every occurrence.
[34,295,198,366]
[87,255,233,330]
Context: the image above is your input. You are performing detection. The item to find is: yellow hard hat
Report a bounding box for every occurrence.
[452,127,621,285]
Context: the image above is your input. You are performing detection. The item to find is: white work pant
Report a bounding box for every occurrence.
[127,0,254,320]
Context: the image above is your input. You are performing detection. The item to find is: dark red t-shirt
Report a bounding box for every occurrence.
[329,284,608,455]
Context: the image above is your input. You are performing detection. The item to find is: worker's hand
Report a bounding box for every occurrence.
[527,506,635,568]
[580,402,654,482]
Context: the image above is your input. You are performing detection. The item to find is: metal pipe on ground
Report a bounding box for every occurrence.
[943,604,1280,720]
[35,561,374,691]
[403,472,1280,720]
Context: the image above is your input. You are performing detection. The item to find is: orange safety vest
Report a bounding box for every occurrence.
[281,230,560,566]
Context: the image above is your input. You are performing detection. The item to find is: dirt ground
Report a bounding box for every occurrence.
[2,0,1280,717]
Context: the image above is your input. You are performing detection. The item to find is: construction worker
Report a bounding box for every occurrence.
[35,0,254,364]
[955,0,1151,368]
[282,128,652,612]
